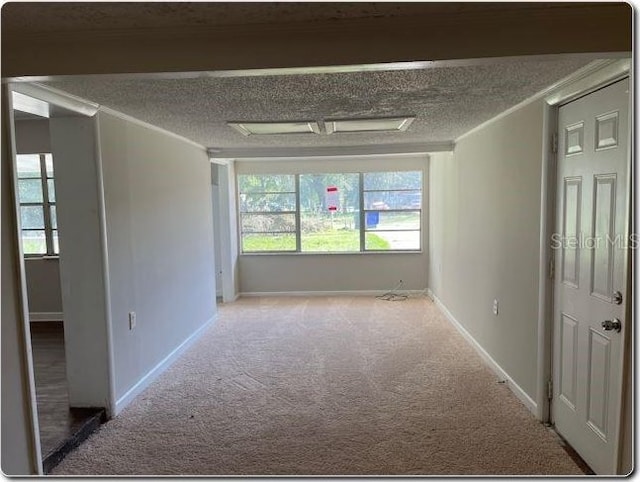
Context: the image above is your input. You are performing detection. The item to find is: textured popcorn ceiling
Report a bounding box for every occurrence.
[44,57,592,150]
[3,2,548,34]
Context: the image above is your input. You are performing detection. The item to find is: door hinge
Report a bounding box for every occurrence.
[547,379,553,400]
[551,132,558,154]
[549,256,555,280]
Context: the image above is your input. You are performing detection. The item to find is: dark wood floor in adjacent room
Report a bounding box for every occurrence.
[30,322,103,473]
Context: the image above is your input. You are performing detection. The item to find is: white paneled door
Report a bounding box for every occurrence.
[553,78,630,474]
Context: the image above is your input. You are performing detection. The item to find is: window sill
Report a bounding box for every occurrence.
[24,255,59,261]
[240,250,423,257]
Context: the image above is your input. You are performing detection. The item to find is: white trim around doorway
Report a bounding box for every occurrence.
[536,57,631,473]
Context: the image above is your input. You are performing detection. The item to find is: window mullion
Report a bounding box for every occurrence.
[294,174,301,252]
[39,154,54,255]
[359,172,365,252]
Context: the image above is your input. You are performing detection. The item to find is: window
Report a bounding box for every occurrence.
[300,173,360,252]
[363,171,422,251]
[16,154,58,256]
[238,170,422,253]
[238,174,297,252]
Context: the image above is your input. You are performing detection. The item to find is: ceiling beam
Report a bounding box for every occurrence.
[3,52,624,84]
[208,142,454,160]
[2,4,631,79]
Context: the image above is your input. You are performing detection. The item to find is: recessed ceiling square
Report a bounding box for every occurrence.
[325,117,415,134]
[228,121,321,136]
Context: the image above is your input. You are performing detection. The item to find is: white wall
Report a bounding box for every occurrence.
[427,152,452,298]
[429,101,545,400]
[211,165,223,297]
[219,162,240,301]
[97,111,216,408]
[24,260,63,315]
[14,118,50,154]
[14,119,64,317]
[50,116,112,409]
[240,253,427,293]
[236,154,428,294]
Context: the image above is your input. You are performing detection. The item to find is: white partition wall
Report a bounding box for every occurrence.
[211,164,223,298]
[428,101,546,408]
[96,111,216,412]
[49,116,113,411]
[218,162,240,302]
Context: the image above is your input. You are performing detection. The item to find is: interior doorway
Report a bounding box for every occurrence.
[549,76,631,475]
[8,92,105,473]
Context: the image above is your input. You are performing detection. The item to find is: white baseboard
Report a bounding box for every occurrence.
[29,312,63,322]
[428,289,538,415]
[221,293,240,303]
[240,290,428,298]
[114,314,217,415]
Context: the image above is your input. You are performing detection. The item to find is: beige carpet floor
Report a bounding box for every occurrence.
[53,296,583,476]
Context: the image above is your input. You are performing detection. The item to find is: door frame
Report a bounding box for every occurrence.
[537,58,632,473]
[4,82,114,473]
[2,84,44,476]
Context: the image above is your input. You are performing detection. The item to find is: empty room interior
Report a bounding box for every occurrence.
[1,2,634,477]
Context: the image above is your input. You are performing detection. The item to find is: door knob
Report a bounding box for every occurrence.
[601,318,622,333]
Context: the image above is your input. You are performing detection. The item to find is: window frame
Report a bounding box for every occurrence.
[237,169,423,255]
[298,171,361,253]
[16,153,58,257]
[361,173,423,252]
[237,174,299,254]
